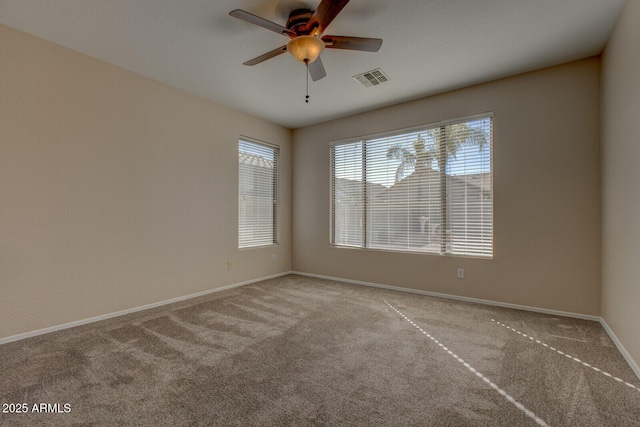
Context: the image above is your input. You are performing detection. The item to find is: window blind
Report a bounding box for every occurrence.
[238,139,278,248]
[330,114,492,257]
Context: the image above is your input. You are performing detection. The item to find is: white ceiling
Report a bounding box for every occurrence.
[0,0,626,129]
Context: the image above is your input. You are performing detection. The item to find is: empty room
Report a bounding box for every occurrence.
[1,0,639,425]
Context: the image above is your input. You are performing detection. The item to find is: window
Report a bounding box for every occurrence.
[238,139,278,248]
[331,114,493,257]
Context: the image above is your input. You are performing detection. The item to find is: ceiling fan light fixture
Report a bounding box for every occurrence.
[287,36,325,64]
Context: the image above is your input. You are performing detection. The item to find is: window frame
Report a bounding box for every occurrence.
[329,113,493,258]
[238,137,279,250]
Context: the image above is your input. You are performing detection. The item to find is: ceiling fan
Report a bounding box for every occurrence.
[229,0,383,82]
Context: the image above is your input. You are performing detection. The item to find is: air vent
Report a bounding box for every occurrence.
[353,68,390,87]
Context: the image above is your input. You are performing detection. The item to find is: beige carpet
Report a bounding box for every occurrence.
[0,274,639,426]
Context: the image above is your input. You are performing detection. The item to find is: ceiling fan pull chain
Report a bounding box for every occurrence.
[305,59,310,103]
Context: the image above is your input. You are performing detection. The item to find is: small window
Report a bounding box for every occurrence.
[238,139,278,248]
[330,114,493,257]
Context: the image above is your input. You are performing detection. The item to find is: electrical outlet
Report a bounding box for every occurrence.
[457,268,464,279]
[227,261,232,270]
[272,254,276,262]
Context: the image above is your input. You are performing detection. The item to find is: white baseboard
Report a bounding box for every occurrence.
[0,271,293,346]
[293,271,600,321]
[599,318,640,381]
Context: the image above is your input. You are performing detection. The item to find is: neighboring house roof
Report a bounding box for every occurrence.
[333,177,389,200]
[455,172,492,193]
[335,170,491,201]
[391,169,490,193]
[239,152,274,169]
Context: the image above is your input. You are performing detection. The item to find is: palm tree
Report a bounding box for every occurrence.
[386,135,437,182]
[387,124,487,183]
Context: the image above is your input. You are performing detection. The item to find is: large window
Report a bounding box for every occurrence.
[331,114,493,257]
[238,139,278,248]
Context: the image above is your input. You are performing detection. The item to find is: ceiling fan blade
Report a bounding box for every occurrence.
[308,57,327,81]
[322,36,383,52]
[229,9,293,36]
[243,45,288,66]
[305,0,350,36]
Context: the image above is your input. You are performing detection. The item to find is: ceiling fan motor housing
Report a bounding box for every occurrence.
[286,9,314,35]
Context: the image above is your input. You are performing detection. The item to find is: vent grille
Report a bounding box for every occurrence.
[353,68,390,87]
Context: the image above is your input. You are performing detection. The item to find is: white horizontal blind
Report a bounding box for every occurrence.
[446,117,493,256]
[366,130,442,253]
[238,139,278,248]
[330,114,493,257]
[331,141,364,247]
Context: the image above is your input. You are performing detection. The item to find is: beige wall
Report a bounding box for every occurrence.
[602,0,640,368]
[293,58,601,316]
[0,24,292,340]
